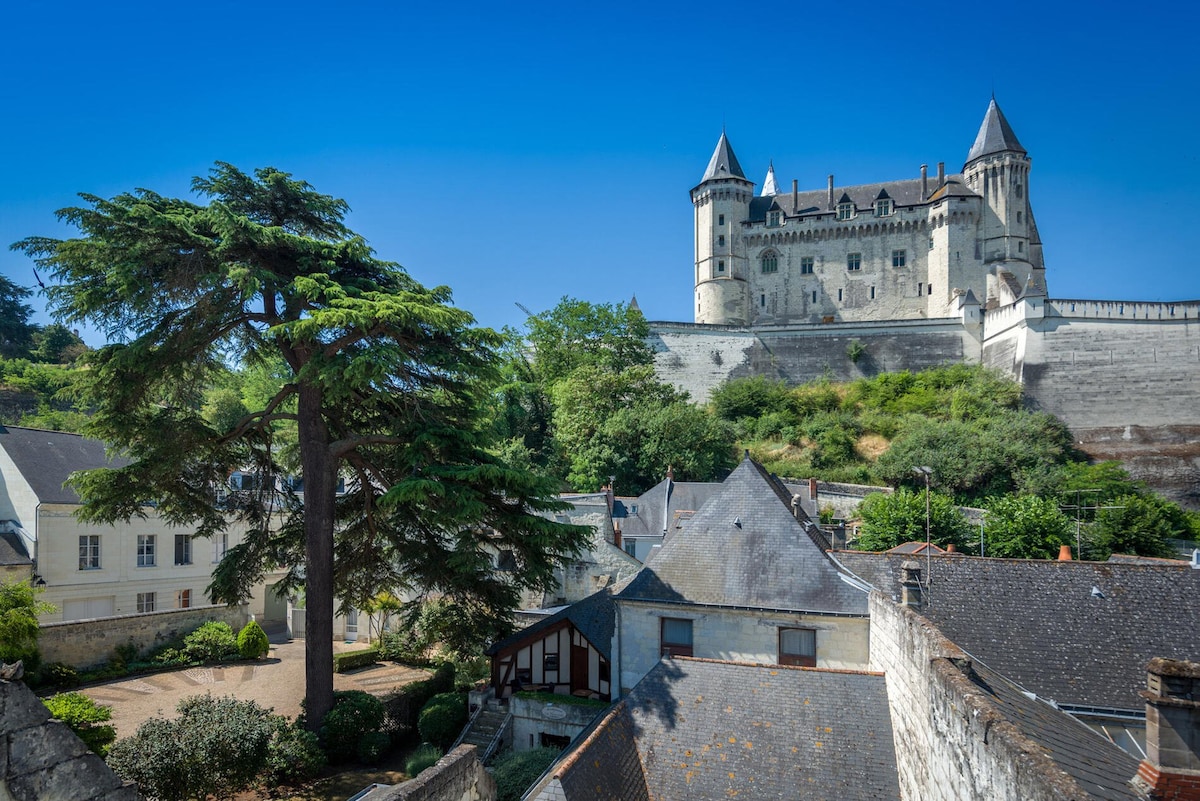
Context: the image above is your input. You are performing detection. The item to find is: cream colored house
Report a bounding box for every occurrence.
[0,425,283,625]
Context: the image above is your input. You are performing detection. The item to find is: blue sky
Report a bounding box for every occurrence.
[2,1,1196,345]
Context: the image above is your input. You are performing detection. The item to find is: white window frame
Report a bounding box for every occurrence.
[136,534,156,568]
[767,210,781,228]
[212,532,228,563]
[176,589,192,609]
[175,534,193,566]
[847,253,862,271]
[892,250,907,268]
[761,253,778,274]
[137,592,156,613]
[79,535,101,570]
[800,257,814,275]
[875,198,892,217]
[836,202,854,221]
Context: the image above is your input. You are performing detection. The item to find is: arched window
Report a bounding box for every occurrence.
[761,252,779,274]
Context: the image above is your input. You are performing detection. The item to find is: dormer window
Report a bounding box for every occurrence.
[875,198,892,217]
[767,210,781,228]
[836,202,854,221]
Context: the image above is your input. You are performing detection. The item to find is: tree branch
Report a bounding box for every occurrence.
[329,434,408,459]
[217,384,299,443]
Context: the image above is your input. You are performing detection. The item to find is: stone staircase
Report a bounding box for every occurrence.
[457,706,511,762]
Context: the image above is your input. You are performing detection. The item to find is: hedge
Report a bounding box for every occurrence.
[333,648,380,673]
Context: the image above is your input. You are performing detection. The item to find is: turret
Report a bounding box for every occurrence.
[691,132,754,325]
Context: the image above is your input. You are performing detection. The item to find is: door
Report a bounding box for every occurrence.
[571,633,590,694]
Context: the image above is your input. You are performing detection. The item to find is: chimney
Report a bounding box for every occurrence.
[827,175,835,209]
[937,161,945,188]
[921,164,928,199]
[605,481,614,515]
[946,543,957,553]
[900,561,923,608]
[809,478,818,502]
[1058,544,1073,561]
[666,465,674,482]
[1135,658,1200,800]
[792,179,799,213]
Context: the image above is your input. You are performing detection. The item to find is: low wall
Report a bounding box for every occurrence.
[868,592,1092,801]
[374,745,495,801]
[511,694,605,753]
[39,604,248,669]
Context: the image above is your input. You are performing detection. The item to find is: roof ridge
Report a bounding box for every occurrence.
[673,655,885,677]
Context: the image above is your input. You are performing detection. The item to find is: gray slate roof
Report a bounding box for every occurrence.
[747,176,976,222]
[487,587,616,660]
[0,531,31,567]
[613,478,723,542]
[966,97,1026,164]
[966,660,1142,801]
[0,426,127,504]
[700,132,747,182]
[623,659,899,800]
[618,458,869,615]
[834,551,1200,710]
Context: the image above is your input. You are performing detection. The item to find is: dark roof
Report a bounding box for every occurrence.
[747,175,975,222]
[966,97,1026,165]
[624,659,899,800]
[833,552,1200,710]
[549,701,651,801]
[487,587,616,660]
[614,478,723,541]
[0,426,127,505]
[618,458,869,615]
[700,132,747,182]
[886,541,946,555]
[0,531,31,567]
[966,660,1142,801]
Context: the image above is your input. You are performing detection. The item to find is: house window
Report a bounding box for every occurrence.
[847,253,861,271]
[767,211,781,227]
[718,260,725,273]
[718,235,726,246]
[800,257,814,275]
[718,214,725,226]
[837,289,843,302]
[811,290,817,304]
[779,628,817,667]
[212,533,228,563]
[1016,211,1023,223]
[79,535,100,570]
[761,253,778,273]
[661,618,693,658]
[875,198,892,217]
[624,540,637,557]
[137,534,156,567]
[137,592,156,613]
[836,202,854,221]
[175,535,193,566]
[176,589,192,609]
[544,652,559,672]
[892,250,906,267]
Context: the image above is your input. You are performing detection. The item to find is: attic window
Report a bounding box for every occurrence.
[661,618,693,658]
[767,211,781,228]
[779,628,816,667]
[875,198,892,217]
[836,202,854,221]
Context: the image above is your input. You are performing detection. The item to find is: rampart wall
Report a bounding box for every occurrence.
[372,746,495,801]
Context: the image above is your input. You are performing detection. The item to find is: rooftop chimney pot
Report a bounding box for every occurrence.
[1058,544,1073,561]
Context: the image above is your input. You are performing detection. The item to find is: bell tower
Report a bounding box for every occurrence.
[691,132,753,325]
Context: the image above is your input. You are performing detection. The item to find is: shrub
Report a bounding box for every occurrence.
[319,690,385,764]
[492,747,562,801]
[36,662,79,690]
[263,717,326,784]
[237,620,270,659]
[333,647,379,673]
[405,743,443,777]
[382,662,455,743]
[358,730,391,765]
[378,629,428,664]
[0,579,54,671]
[43,692,116,756]
[418,692,467,750]
[182,621,239,663]
[152,647,190,667]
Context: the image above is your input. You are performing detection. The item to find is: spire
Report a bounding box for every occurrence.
[701,131,746,182]
[965,97,1026,165]
[761,161,779,196]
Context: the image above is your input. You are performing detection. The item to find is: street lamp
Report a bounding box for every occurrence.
[912,466,932,592]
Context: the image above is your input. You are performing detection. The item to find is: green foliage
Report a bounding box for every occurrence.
[417,691,468,749]
[382,662,455,743]
[32,323,87,364]
[1088,494,1187,560]
[106,695,288,801]
[319,690,385,764]
[35,661,79,690]
[846,340,866,364]
[710,376,794,422]
[44,692,116,756]
[333,648,380,673]
[0,579,54,670]
[493,747,563,801]
[182,621,239,663]
[983,494,1073,559]
[525,297,652,384]
[237,620,270,659]
[854,488,971,552]
[405,743,444,777]
[0,276,36,359]
[263,717,326,784]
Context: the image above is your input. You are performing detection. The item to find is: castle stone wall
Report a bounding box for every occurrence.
[371,745,495,801]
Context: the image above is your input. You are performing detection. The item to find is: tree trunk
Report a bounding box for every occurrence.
[297,383,336,731]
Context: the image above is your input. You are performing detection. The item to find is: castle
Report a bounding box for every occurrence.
[691,98,1042,327]
[649,99,1200,507]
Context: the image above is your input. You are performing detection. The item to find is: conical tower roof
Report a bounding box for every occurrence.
[701,131,747,182]
[965,98,1026,165]
[761,161,779,196]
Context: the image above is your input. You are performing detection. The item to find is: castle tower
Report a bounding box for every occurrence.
[962,98,1046,306]
[691,132,754,325]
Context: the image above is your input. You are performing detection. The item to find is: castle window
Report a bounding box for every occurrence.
[1016,183,1023,199]
[718,260,725,273]
[767,211,781,228]
[760,294,766,307]
[1016,211,1023,223]
[892,250,907,267]
[870,286,876,299]
[812,290,817,303]
[928,284,933,295]
[837,289,843,301]
[718,235,726,246]
[761,253,779,273]
[847,253,861,271]
[801,257,814,274]
[718,214,725,225]
[918,283,923,295]
[875,198,892,217]
[1018,241,1024,252]
[929,238,934,250]
[836,202,854,221]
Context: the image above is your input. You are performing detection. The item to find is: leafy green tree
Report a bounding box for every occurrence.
[0,579,54,669]
[31,323,87,364]
[854,488,970,551]
[1088,494,1188,559]
[709,376,793,422]
[0,276,36,359]
[983,494,1072,559]
[43,692,116,756]
[525,297,651,383]
[14,164,581,728]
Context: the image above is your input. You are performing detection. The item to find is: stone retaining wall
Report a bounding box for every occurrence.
[373,745,495,801]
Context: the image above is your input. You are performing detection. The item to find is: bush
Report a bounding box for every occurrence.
[319,690,385,764]
[333,647,380,673]
[492,747,562,801]
[151,647,191,667]
[263,718,326,784]
[405,743,443,777]
[182,621,239,663]
[418,692,467,750]
[382,662,455,743]
[43,692,116,756]
[237,620,270,659]
[0,579,54,671]
[36,662,79,690]
[379,629,428,664]
[358,730,391,765]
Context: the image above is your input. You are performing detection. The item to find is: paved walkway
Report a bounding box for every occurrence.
[80,638,431,738]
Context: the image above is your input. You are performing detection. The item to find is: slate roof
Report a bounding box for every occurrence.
[486,587,617,660]
[966,97,1026,164]
[833,551,1200,710]
[700,132,747,183]
[618,458,869,615]
[966,659,1142,801]
[548,701,650,801]
[0,531,31,567]
[617,659,898,800]
[613,478,723,542]
[0,426,127,505]
[747,175,976,222]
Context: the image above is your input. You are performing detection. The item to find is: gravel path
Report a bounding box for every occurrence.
[80,638,431,738]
